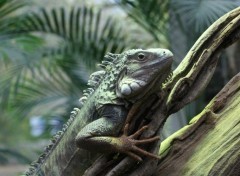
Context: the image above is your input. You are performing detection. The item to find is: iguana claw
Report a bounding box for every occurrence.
[118,124,160,161]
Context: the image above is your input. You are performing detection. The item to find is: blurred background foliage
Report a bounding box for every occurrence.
[0,0,240,174]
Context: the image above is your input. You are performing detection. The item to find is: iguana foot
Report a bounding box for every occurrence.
[116,124,160,161]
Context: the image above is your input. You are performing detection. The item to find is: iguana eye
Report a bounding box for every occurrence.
[137,53,145,60]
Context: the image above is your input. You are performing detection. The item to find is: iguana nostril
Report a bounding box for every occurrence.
[161,49,173,57]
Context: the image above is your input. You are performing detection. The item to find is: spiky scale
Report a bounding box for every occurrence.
[57,131,63,135]
[29,168,34,172]
[74,107,80,112]
[62,124,68,132]
[30,162,38,167]
[79,96,87,104]
[44,144,53,152]
[89,70,105,79]
[97,63,107,69]
[71,111,77,115]
[87,88,94,94]
[103,52,118,62]
[103,54,115,61]
[88,70,106,87]
[55,133,61,138]
[87,80,98,87]
[51,138,57,143]
[39,156,44,161]
[83,93,89,97]
[83,90,89,94]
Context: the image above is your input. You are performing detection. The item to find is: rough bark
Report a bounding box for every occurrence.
[84,7,240,176]
[156,73,240,176]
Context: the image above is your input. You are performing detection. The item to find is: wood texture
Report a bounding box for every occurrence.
[156,73,240,176]
[67,7,240,176]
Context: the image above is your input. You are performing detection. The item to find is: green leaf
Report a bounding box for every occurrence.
[0,4,139,120]
[171,0,240,34]
[117,0,169,43]
[0,0,29,20]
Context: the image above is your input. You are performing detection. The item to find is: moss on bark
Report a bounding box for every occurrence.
[157,73,240,176]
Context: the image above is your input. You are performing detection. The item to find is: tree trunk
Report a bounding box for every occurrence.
[156,73,240,176]
[85,7,240,176]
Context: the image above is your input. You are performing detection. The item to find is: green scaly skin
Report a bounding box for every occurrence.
[24,48,173,176]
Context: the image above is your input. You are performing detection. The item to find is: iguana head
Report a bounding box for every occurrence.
[116,48,173,102]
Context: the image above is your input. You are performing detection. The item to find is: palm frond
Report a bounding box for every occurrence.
[0,59,83,118]
[117,0,169,44]
[171,0,240,35]
[0,0,30,36]
[0,0,43,90]
[21,6,129,64]
[16,6,133,95]
[0,0,28,20]
[0,5,136,118]
[12,65,82,116]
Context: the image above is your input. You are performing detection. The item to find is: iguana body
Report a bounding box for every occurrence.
[25,48,173,176]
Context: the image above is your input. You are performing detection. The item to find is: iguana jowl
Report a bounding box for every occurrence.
[25,48,173,176]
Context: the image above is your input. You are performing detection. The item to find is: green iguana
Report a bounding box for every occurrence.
[24,48,173,176]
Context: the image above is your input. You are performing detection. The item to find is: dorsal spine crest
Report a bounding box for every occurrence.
[24,52,121,176]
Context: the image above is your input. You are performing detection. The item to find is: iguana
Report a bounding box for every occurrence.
[24,48,173,176]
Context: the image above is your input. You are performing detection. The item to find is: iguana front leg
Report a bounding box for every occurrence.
[114,124,160,161]
[75,105,159,161]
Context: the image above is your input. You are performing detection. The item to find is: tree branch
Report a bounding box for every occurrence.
[84,7,240,176]
[156,73,240,176]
